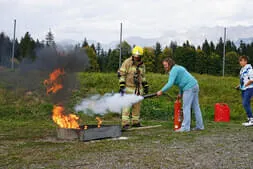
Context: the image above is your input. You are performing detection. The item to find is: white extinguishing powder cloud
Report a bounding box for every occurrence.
[75,93,144,115]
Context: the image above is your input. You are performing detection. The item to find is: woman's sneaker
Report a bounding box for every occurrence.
[175,128,190,132]
[242,118,253,126]
[191,127,204,131]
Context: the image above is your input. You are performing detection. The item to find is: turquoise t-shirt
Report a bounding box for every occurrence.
[161,65,197,93]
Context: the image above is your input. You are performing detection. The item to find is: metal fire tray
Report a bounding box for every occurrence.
[56,125,122,141]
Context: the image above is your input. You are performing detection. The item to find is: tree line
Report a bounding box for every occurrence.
[1,30,253,76]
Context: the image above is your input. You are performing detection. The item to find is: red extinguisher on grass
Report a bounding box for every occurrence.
[174,97,182,130]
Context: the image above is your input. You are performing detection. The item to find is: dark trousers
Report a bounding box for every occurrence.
[242,88,253,118]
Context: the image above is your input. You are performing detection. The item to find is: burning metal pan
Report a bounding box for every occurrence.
[56,125,121,141]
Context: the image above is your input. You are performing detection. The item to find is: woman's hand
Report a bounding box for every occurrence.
[244,80,253,87]
[157,91,163,96]
[235,85,240,90]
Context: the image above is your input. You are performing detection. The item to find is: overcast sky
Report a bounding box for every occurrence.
[1,0,253,44]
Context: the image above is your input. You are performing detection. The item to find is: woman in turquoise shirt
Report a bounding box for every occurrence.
[156,58,204,132]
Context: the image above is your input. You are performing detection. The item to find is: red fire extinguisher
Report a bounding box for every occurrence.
[174,98,182,130]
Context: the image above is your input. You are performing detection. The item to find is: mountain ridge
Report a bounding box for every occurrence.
[58,25,253,50]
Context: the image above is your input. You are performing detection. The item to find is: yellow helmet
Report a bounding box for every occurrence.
[132,46,143,56]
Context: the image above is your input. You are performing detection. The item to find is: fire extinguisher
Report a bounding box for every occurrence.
[174,98,182,130]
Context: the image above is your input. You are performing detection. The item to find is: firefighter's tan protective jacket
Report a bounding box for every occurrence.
[119,57,147,93]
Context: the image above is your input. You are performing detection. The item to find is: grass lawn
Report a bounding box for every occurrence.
[1,71,253,168]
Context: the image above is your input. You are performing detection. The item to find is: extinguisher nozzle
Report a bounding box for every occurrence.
[143,93,157,99]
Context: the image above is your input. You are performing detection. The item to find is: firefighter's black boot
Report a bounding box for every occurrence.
[132,123,143,127]
[122,124,130,131]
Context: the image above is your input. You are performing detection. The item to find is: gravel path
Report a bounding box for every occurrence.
[1,122,253,169]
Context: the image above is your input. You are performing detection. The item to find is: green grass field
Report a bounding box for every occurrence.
[1,72,252,168]
[0,72,245,121]
[77,72,244,121]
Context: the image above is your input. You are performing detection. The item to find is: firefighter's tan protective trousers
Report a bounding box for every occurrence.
[121,86,143,126]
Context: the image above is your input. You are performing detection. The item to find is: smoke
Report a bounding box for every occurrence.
[0,46,90,105]
[75,93,144,115]
[20,47,90,104]
[20,47,89,73]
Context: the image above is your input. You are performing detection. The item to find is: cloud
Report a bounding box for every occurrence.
[1,0,253,44]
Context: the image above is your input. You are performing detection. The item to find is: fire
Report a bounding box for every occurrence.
[52,105,80,129]
[44,68,65,94]
[96,117,103,128]
[44,68,102,130]
[44,68,80,129]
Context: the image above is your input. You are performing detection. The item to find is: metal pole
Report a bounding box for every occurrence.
[222,27,226,76]
[119,22,122,68]
[11,19,16,70]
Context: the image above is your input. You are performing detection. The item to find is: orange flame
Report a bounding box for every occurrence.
[45,68,102,130]
[96,117,103,128]
[44,69,81,129]
[44,68,65,94]
[52,105,80,129]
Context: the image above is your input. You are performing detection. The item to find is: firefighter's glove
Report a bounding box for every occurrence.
[142,82,149,94]
[117,70,121,79]
[119,82,126,95]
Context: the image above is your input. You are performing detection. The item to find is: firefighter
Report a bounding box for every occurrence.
[119,46,149,129]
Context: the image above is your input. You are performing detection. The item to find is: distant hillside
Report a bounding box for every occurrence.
[104,25,253,50]
[58,25,253,50]
[235,37,253,47]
